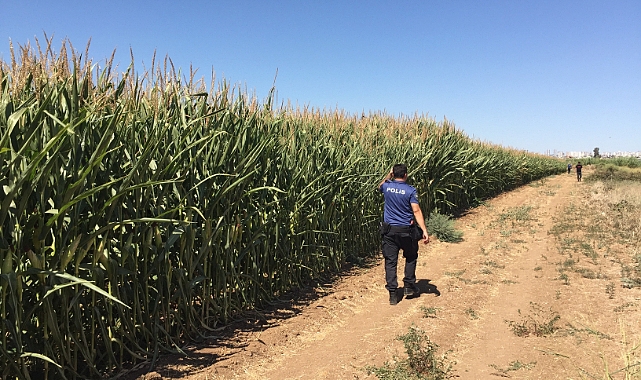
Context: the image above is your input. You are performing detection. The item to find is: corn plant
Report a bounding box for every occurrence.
[0,37,566,379]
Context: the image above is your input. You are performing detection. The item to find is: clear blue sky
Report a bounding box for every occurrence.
[1,0,639,154]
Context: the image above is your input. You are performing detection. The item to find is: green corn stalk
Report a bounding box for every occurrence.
[0,37,566,379]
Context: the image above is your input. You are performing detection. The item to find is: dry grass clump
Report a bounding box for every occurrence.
[589,181,641,250]
[588,165,641,182]
[505,302,561,337]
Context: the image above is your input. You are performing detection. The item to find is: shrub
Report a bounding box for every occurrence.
[426,214,464,243]
[369,326,456,380]
[505,302,561,337]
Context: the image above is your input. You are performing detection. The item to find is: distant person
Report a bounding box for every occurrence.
[575,162,583,182]
[567,163,572,174]
[378,164,430,305]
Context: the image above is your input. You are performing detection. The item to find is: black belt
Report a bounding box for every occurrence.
[389,225,412,233]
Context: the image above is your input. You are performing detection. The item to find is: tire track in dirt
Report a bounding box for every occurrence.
[150,169,640,380]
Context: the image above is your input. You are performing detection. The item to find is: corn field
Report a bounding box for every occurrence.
[0,38,565,379]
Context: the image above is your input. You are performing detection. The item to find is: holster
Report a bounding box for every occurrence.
[379,221,391,236]
[410,224,424,241]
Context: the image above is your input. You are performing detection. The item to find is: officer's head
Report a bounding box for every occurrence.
[392,164,408,179]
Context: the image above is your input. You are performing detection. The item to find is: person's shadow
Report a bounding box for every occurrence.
[399,279,440,303]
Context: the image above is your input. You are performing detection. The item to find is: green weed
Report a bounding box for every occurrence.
[420,306,439,319]
[564,323,613,341]
[484,260,505,269]
[613,302,637,313]
[444,269,466,277]
[426,214,464,243]
[465,308,480,320]
[500,229,513,237]
[505,302,561,337]
[489,360,536,376]
[606,282,616,299]
[368,326,456,380]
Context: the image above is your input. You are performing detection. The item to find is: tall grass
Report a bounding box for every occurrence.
[0,37,565,379]
[572,157,641,169]
[587,165,641,182]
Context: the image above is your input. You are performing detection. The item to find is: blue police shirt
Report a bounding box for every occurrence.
[379,180,419,226]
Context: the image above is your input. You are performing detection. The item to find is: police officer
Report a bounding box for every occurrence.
[378,164,430,305]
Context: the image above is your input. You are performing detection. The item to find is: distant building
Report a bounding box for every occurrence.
[566,151,592,158]
[601,151,641,159]
[544,150,641,159]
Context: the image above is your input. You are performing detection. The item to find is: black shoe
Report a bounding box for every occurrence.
[404,284,420,297]
[389,291,398,305]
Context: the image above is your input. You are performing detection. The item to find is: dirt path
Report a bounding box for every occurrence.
[143,169,640,380]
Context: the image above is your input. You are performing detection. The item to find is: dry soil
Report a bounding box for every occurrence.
[132,168,641,380]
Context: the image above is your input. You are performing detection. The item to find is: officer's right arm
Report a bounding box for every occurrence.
[378,169,394,190]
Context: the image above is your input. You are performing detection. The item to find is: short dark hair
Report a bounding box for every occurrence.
[392,164,407,178]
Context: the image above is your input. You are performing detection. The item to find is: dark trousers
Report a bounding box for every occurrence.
[382,226,418,292]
